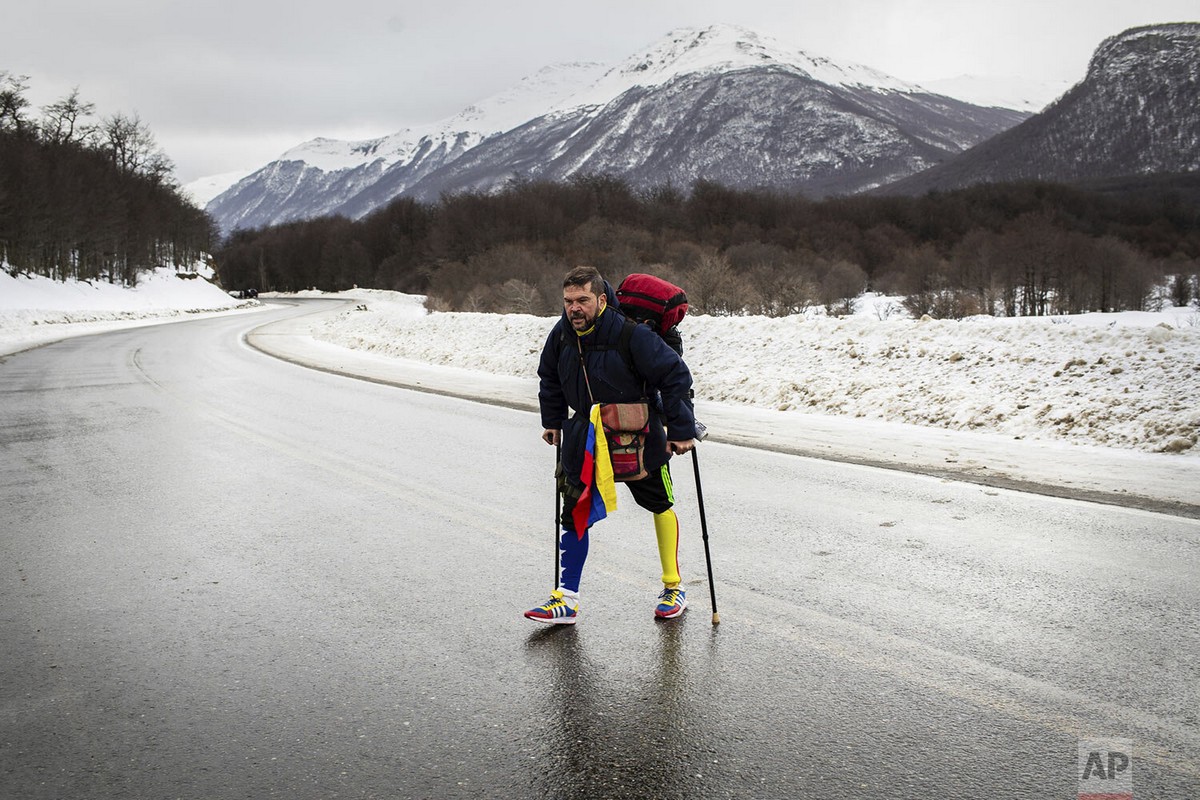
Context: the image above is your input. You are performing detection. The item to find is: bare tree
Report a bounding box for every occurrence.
[819,259,868,316]
[100,112,174,183]
[0,72,34,135]
[498,278,540,314]
[686,251,754,315]
[41,88,96,146]
[747,263,819,317]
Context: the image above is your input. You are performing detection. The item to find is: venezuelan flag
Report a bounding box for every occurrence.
[571,404,618,539]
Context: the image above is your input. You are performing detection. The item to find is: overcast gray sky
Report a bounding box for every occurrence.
[8,0,1198,183]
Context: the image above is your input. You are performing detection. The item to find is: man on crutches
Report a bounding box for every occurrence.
[526,266,698,626]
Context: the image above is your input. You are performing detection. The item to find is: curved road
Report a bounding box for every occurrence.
[2,302,1198,799]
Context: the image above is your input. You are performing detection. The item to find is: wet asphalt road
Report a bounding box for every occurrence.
[2,301,1198,799]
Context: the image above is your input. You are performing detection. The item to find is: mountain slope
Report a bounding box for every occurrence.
[880,23,1200,195]
[207,25,1028,232]
[917,75,1071,113]
[400,65,1025,201]
[206,62,607,232]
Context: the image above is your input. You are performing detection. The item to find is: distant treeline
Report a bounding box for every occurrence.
[217,172,1200,318]
[0,73,216,284]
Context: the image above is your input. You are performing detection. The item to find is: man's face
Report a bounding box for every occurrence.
[563,283,606,331]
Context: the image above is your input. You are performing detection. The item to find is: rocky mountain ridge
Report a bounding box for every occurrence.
[206,25,1028,233]
[879,23,1200,195]
[207,61,607,232]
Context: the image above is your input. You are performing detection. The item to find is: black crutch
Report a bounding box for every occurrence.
[553,443,561,589]
[691,447,720,625]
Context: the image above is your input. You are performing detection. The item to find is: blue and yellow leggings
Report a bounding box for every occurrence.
[558,464,681,593]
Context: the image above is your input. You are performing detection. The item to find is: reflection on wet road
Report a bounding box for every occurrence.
[2,303,1197,799]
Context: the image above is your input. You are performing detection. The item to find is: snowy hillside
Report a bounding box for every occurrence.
[206,62,608,231]
[555,24,923,113]
[306,290,1200,456]
[182,170,251,208]
[206,24,1028,231]
[0,265,258,354]
[884,22,1200,194]
[4,275,1196,458]
[392,25,1025,202]
[272,63,610,175]
[918,75,1072,113]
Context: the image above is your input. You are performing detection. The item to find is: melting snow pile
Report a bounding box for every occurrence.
[312,292,1200,455]
[0,265,252,354]
[0,265,245,323]
[2,273,1196,457]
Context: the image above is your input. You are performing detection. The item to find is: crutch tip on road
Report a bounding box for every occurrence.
[691,446,721,626]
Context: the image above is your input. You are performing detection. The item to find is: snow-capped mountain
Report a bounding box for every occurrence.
[207,25,1028,232]
[207,61,608,232]
[551,23,925,110]
[396,26,1027,203]
[182,170,250,208]
[881,23,1200,195]
[917,75,1072,113]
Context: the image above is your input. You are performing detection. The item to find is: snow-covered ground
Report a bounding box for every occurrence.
[4,274,1198,513]
[306,289,1200,457]
[0,265,263,355]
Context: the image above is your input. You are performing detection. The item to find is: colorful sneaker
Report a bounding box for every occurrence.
[655,586,687,619]
[524,589,579,625]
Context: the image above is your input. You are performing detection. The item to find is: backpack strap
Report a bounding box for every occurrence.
[559,318,643,389]
[617,317,637,376]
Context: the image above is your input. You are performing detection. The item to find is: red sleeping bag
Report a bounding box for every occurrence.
[615,273,688,334]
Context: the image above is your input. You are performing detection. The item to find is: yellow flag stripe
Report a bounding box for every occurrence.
[590,404,618,513]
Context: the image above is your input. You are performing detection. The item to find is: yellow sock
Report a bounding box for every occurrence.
[654,509,681,587]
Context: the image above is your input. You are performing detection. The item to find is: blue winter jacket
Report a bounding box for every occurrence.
[538,281,697,480]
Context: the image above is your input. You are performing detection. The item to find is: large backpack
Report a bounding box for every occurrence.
[557,272,689,369]
[615,273,688,357]
[559,272,703,437]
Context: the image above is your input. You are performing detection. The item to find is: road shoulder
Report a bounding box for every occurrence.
[246,301,1200,519]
